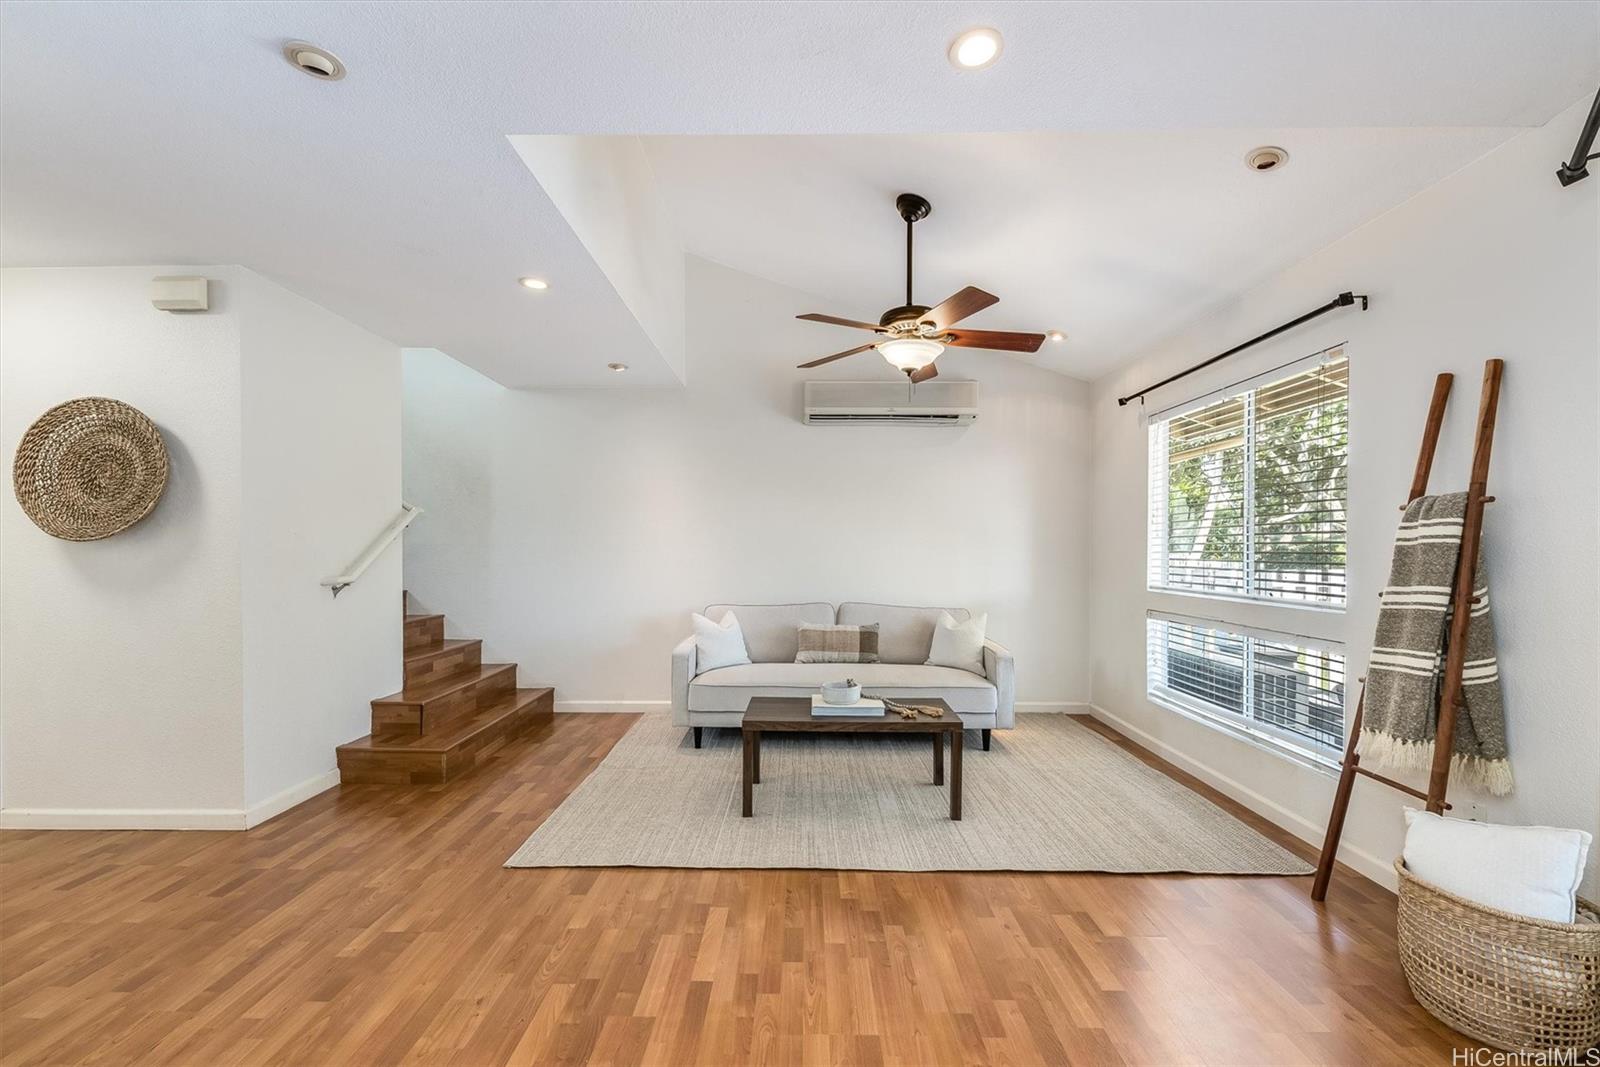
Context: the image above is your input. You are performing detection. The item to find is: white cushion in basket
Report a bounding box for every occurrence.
[1402,810,1592,923]
[692,611,751,672]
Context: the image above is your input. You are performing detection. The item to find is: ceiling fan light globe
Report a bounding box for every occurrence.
[876,337,944,372]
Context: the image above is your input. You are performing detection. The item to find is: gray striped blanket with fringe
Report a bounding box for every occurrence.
[1361,492,1513,795]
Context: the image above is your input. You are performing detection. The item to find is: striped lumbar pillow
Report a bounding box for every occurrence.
[795,623,881,664]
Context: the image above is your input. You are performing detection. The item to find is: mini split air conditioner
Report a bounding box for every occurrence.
[803,380,979,425]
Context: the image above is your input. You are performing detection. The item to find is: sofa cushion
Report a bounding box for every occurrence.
[927,611,987,673]
[705,602,834,663]
[836,603,972,665]
[689,662,997,714]
[795,623,879,663]
[691,610,752,671]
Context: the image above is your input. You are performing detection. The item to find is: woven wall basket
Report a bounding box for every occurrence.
[12,397,170,541]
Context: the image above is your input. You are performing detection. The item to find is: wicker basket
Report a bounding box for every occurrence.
[1395,860,1600,1053]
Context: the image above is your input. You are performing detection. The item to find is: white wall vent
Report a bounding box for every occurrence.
[803,380,978,425]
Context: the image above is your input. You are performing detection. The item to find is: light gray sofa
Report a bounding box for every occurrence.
[671,602,1014,750]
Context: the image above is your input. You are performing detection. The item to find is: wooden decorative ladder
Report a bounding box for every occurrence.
[336,598,554,784]
[1311,359,1503,901]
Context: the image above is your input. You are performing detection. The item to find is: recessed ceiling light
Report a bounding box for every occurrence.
[283,41,345,80]
[1245,146,1289,173]
[948,27,1003,70]
[607,362,628,373]
[518,277,549,291]
[1047,330,1066,343]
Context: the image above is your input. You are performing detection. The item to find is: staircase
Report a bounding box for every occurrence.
[336,603,553,785]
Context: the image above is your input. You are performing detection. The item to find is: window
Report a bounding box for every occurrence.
[1146,613,1346,757]
[1148,350,1348,607]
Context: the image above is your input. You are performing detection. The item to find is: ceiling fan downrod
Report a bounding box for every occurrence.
[896,193,931,310]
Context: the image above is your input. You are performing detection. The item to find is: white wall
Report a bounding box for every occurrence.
[239,278,402,812]
[403,256,1091,709]
[1,266,247,816]
[0,265,401,827]
[1088,96,1599,895]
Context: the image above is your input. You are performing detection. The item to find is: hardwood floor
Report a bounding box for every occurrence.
[1,713,1474,1066]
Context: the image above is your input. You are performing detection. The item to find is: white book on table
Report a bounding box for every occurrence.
[809,696,885,716]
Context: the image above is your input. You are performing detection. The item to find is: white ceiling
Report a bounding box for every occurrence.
[1,2,1595,387]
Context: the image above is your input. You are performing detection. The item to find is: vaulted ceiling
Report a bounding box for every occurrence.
[636,129,1521,379]
[2,2,1595,386]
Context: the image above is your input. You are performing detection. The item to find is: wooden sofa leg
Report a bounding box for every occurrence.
[982,729,991,751]
[693,727,702,749]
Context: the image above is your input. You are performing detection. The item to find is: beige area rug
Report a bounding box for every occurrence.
[506,715,1313,874]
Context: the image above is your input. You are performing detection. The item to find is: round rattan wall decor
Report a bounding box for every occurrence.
[12,397,169,541]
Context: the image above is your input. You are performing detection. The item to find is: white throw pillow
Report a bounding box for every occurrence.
[692,611,751,672]
[925,611,987,674]
[1402,809,1592,923]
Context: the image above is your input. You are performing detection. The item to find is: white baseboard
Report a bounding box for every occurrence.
[1085,703,1395,892]
[1,768,343,832]
[1016,701,1090,714]
[0,808,248,830]
[245,769,341,828]
[557,700,671,713]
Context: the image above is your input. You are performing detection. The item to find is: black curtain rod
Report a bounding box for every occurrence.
[1116,291,1369,407]
[1556,84,1600,187]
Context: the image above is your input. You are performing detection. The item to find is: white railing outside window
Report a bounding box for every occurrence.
[1146,611,1346,762]
[1147,348,1348,608]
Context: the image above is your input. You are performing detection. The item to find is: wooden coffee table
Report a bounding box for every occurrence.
[740,696,966,820]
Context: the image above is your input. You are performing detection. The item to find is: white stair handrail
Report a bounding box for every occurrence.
[322,502,422,597]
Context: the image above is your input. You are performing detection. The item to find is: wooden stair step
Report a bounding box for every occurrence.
[375,662,514,706]
[371,663,516,736]
[404,638,482,687]
[337,688,554,785]
[361,688,551,753]
[404,613,445,651]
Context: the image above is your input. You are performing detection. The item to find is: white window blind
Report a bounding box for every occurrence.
[1146,613,1347,756]
[1148,349,1348,607]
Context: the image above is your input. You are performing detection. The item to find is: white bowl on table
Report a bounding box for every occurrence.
[820,681,862,706]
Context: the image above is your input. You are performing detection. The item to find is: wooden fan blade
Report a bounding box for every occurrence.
[909,363,939,384]
[797,343,877,369]
[944,329,1046,353]
[797,313,884,332]
[924,287,998,330]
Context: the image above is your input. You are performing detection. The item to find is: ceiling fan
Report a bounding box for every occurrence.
[795,192,1047,384]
